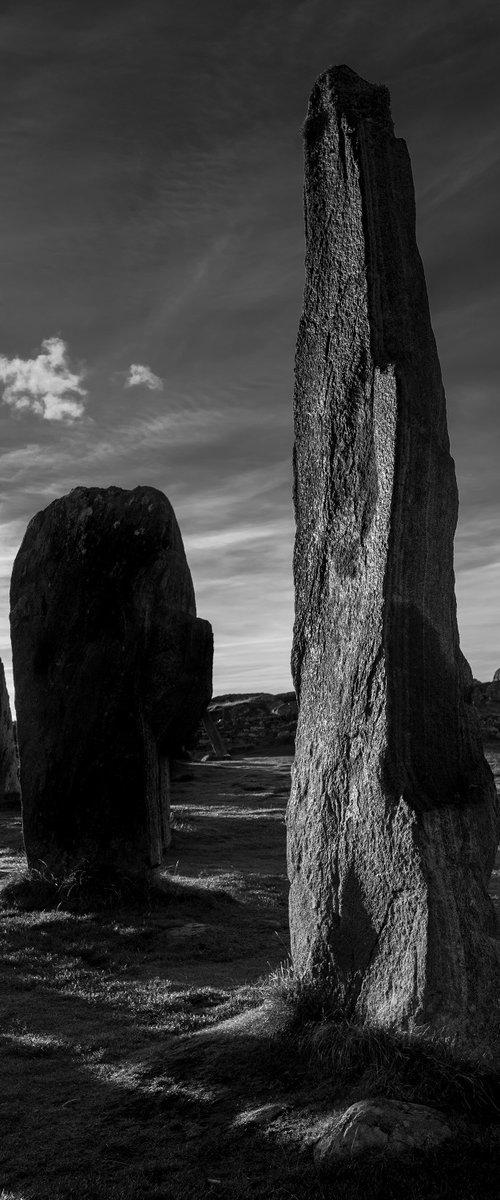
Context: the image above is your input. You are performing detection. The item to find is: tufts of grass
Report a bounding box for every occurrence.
[1,861,153,912]
[255,965,500,1121]
[0,865,60,911]
[0,861,240,915]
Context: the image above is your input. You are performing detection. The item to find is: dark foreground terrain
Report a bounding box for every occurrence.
[0,751,499,1199]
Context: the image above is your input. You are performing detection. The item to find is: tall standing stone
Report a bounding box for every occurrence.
[288,66,499,1036]
[10,486,213,879]
[0,658,21,806]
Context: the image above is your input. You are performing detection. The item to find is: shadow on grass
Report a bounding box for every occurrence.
[1,891,500,1200]
[2,991,500,1200]
[1,765,499,1200]
[158,985,500,1125]
[1,861,243,915]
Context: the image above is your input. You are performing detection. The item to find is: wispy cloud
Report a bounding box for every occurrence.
[419,133,500,213]
[125,363,163,391]
[0,336,86,422]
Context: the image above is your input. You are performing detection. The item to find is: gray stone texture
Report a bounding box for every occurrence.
[10,485,212,877]
[0,658,21,805]
[288,66,499,1035]
[313,1099,452,1164]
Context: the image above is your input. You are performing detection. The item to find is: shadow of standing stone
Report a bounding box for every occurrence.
[10,485,212,880]
[288,66,500,1041]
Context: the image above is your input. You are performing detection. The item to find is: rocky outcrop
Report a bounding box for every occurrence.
[288,66,499,1038]
[195,692,297,757]
[10,486,212,878]
[0,658,20,806]
[472,680,500,741]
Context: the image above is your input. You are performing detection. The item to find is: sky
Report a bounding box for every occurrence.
[0,0,499,704]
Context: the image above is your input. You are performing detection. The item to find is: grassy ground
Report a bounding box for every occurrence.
[0,754,499,1199]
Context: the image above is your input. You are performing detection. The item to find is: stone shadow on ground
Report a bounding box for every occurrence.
[1,753,499,1197]
[2,996,500,1200]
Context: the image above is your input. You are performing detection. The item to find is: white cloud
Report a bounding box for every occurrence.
[125,363,163,391]
[0,336,86,422]
[184,520,291,554]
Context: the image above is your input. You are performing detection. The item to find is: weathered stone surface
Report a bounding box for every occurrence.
[10,485,212,877]
[288,66,500,1036]
[313,1099,453,1165]
[0,658,21,805]
[493,668,500,683]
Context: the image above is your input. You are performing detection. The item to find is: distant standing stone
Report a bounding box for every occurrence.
[288,66,499,1038]
[10,486,213,878]
[493,668,500,682]
[0,657,21,805]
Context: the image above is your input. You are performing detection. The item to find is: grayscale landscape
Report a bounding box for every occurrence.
[1,4,499,1199]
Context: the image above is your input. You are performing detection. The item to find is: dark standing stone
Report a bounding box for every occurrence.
[0,658,21,805]
[10,486,213,878]
[288,66,499,1036]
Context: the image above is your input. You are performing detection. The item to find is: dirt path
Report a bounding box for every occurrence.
[170,755,291,879]
[162,755,292,986]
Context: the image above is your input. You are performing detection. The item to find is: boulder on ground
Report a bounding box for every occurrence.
[10,485,213,878]
[313,1099,453,1165]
